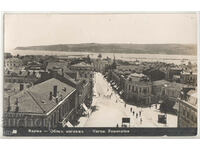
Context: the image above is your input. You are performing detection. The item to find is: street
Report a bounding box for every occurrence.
[77,72,177,127]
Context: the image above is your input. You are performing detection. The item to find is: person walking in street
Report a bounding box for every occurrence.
[133,111,135,116]
[139,111,141,116]
[130,107,132,112]
[124,103,126,108]
[140,118,143,124]
[136,113,138,118]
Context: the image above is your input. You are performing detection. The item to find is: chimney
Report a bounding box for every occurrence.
[75,71,79,81]
[49,91,53,100]
[55,97,59,104]
[7,96,11,112]
[53,85,57,97]
[15,98,19,113]
[62,87,66,92]
[19,84,24,91]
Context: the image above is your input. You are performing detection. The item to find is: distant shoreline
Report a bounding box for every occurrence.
[14,43,197,56]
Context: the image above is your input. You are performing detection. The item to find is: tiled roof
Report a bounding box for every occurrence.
[127,73,148,82]
[181,90,197,108]
[71,62,92,67]
[129,73,146,78]
[166,82,187,90]
[4,78,76,114]
[152,80,170,86]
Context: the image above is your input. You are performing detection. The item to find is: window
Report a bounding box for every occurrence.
[187,111,190,118]
[183,109,186,116]
[143,88,147,94]
[132,86,134,92]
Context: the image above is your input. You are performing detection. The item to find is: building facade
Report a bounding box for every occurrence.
[178,89,197,128]
[180,71,197,86]
[3,78,76,128]
[124,73,152,106]
[70,62,94,79]
[4,57,24,71]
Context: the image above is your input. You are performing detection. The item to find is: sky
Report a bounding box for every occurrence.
[4,13,197,50]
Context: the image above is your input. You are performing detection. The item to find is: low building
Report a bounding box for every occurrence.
[3,78,76,128]
[178,89,197,128]
[124,73,152,106]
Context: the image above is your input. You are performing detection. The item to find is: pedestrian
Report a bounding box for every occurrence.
[130,107,132,112]
[136,113,138,118]
[139,111,141,116]
[140,118,142,124]
[133,111,135,116]
[124,103,126,108]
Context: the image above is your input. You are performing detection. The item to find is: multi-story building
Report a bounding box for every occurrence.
[4,52,12,59]
[4,70,39,84]
[165,67,182,81]
[152,80,170,103]
[69,62,94,79]
[158,82,189,113]
[4,57,24,71]
[180,71,197,86]
[178,89,197,128]
[93,58,111,74]
[124,73,152,106]
[3,78,76,128]
[34,70,93,118]
[163,82,188,102]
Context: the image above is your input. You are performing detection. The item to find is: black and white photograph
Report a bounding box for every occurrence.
[2,13,198,136]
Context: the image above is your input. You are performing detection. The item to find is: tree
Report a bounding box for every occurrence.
[86,55,91,64]
[98,53,102,59]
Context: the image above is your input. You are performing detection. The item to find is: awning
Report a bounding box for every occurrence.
[65,121,73,127]
[173,102,179,110]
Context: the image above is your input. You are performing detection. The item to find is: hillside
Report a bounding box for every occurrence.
[15,43,197,55]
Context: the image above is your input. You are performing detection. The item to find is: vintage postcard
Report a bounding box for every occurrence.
[2,13,198,137]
